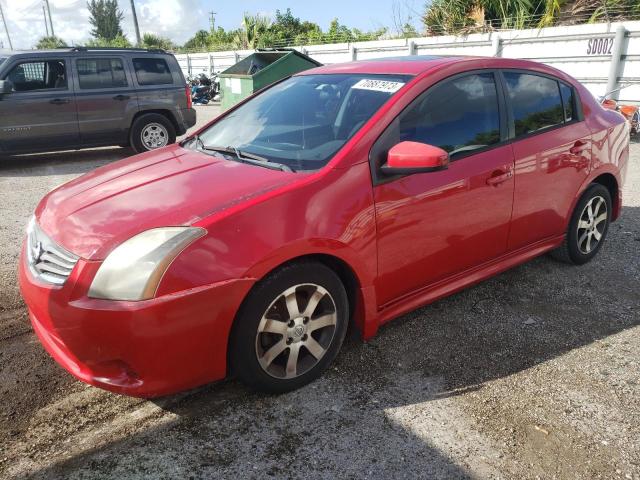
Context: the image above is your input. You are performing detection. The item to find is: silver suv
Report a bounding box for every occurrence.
[0,47,196,155]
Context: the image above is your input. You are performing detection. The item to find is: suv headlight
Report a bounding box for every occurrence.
[88,227,205,301]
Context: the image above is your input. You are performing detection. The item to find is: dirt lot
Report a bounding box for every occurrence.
[0,110,638,479]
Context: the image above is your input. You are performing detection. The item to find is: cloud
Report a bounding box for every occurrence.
[0,0,207,49]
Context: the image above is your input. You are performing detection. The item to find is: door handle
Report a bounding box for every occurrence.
[49,98,70,105]
[569,140,588,155]
[486,170,513,186]
[113,94,130,101]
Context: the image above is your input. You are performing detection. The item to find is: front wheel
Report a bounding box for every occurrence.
[551,183,612,265]
[230,262,349,393]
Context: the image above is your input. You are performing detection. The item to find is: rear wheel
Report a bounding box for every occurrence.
[230,262,349,393]
[130,113,176,153]
[551,183,611,265]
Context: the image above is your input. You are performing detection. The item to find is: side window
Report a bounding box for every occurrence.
[503,72,564,136]
[77,58,127,89]
[559,82,574,122]
[133,57,173,86]
[398,73,501,157]
[5,60,67,92]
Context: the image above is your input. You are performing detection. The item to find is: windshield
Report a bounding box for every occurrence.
[195,74,411,171]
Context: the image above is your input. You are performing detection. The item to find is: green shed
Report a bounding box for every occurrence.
[219,49,322,110]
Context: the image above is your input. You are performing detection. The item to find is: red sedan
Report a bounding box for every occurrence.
[19,56,629,397]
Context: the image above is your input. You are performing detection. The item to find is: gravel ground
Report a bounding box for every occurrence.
[0,112,638,479]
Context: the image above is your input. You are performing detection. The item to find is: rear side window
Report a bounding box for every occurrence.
[5,60,67,91]
[399,73,501,157]
[559,82,574,122]
[504,72,564,136]
[133,57,173,85]
[77,58,127,89]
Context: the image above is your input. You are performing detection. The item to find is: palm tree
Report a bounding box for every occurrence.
[235,13,272,49]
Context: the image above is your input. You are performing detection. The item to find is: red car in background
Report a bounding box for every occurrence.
[19,56,629,397]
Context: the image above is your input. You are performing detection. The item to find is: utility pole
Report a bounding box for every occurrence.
[130,0,141,46]
[44,0,54,37]
[209,11,216,32]
[43,4,49,36]
[0,2,12,50]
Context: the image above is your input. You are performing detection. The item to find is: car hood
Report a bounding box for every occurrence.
[36,145,298,260]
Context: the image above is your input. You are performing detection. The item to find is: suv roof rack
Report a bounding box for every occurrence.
[68,47,168,53]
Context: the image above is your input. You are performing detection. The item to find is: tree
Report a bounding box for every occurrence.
[87,0,124,41]
[85,34,131,48]
[36,36,67,49]
[234,13,271,49]
[141,33,173,50]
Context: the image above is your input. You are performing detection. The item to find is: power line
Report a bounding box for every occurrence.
[0,2,12,50]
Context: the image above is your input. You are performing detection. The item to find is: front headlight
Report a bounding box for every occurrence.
[88,227,205,301]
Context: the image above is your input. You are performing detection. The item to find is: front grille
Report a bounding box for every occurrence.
[26,219,79,285]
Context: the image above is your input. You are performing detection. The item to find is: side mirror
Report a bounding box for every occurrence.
[380,141,449,176]
[0,79,12,96]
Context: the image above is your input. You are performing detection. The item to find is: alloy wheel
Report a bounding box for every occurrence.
[576,195,607,254]
[255,284,337,379]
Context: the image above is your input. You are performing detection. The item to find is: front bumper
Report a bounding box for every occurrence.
[19,244,254,397]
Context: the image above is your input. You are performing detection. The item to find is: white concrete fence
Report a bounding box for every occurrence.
[176,20,640,104]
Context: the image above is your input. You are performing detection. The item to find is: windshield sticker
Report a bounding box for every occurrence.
[352,79,405,93]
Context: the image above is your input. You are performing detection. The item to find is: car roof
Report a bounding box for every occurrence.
[298,55,565,78]
[1,48,170,58]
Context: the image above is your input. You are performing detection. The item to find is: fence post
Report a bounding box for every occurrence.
[606,26,627,100]
[491,34,502,57]
[186,54,191,76]
[234,51,240,63]
[208,52,213,76]
[408,40,416,56]
[350,44,357,61]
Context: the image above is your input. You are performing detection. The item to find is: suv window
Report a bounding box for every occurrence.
[5,60,67,91]
[77,58,127,89]
[503,72,565,136]
[133,57,173,85]
[399,73,501,157]
[0,57,7,67]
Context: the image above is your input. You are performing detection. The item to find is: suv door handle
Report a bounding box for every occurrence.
[49,98,70,105]
[569,140,588,155]
[113,94,130,101]
[486,170,513,186]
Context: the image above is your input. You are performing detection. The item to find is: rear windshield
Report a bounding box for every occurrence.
[196,74,412,171]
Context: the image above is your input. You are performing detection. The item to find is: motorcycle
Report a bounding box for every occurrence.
[188,73,221,105]
[599,86,639,138]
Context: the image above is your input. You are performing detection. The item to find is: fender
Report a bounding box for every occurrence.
[242,237,380,340]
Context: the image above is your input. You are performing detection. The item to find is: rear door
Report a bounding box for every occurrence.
[73,56,139,146]
[502,71,592,250]
[0,57,79,153]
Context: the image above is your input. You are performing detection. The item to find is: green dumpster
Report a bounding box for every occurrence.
[219,49,322,110]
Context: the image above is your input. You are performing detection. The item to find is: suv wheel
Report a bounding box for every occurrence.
[551,183,612,265]
[230,262,349,393]
[130,113,176,153]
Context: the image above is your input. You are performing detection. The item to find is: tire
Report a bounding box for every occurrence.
[130,113,176,153]
[550,183,612,265]
[229,261,349,393]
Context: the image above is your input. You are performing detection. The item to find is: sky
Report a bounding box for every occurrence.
[0,0,422,50]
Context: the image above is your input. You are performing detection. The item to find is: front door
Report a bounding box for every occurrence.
[0,58,79,153]
[372,72,515,306]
